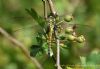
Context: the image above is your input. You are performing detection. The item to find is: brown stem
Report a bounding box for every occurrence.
[0,27,43,69]
[56,39,62,69]
[42,0,47,20]
[55,30,62,69]
[47,0,57,16]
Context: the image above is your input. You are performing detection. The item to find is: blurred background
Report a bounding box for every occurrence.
[0,0,100,69]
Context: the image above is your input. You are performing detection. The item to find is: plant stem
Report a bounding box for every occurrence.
[56,39,61,69]
[47,0,57,16]
[0,27,43,69]
[42,0,47,20]
[55,29,62,69]
[43,0,62,68]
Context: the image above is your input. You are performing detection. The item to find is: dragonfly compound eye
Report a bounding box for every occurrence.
[64,15,73,22]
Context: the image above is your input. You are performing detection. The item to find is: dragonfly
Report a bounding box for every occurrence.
[11,0,93,60]
[11,8,94,69]
[13,13,92,39]
[12,10,92,55]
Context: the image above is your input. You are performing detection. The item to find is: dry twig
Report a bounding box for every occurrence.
[47,0,57,15]
[0,27,43,69]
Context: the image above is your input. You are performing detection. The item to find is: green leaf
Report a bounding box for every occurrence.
[30,45,43,57]
[36,33,43,45]
[66,66,73,69]
[80,56,86,65]
[25,8,45,27]
[87,50,100,64]
[42,57,55,69]
[51,45,70,65]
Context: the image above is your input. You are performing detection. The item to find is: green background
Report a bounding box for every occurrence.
[0,0,100,69]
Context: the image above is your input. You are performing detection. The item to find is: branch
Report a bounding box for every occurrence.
[42,0,47,20]
[0,27,43,69]
[47,0,57,16]
[56,39,62,69]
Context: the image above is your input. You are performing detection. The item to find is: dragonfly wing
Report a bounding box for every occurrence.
[25,8,45,28]
[13,24,44,34]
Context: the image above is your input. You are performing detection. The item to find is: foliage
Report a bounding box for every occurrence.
[27,7,86,69]
[0,0,100,69]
